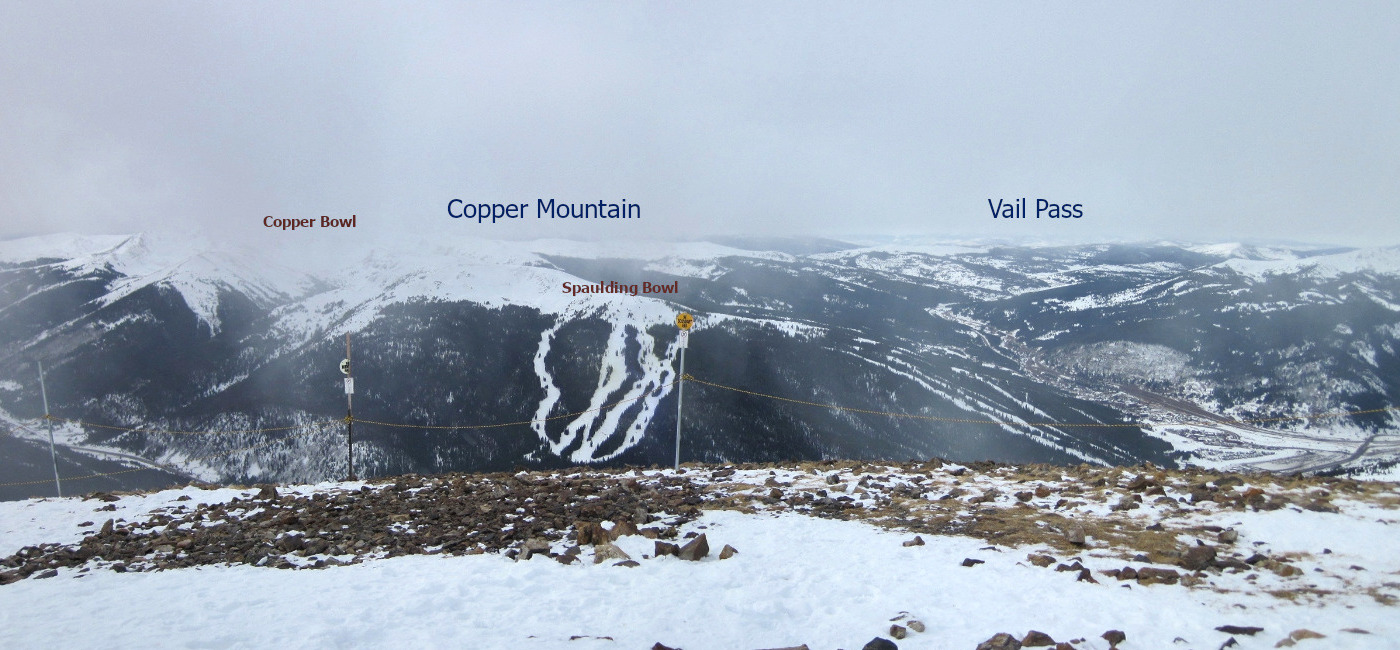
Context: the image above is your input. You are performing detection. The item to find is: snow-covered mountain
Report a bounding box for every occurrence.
[1,234,1397,494]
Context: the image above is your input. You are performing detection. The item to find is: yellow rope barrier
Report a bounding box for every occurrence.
[350,377,683,430]
[7,372,1393,491]
[0,422,333,488]
[43,415,310,436]
[26,375,1400,439]
[684,375,1400,429]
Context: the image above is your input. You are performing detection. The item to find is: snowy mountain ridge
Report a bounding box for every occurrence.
[0,233,1397,494]
[1,233,317,335]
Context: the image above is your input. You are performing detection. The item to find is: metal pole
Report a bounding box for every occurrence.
[673,345,686,472]
[346,333,355,481]
[38,361,62,497]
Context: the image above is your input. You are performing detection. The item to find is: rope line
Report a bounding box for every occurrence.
[8,372,1394,490]
[350,376,683,430]
[43,415,312,436]
[685,377,1140,427]
[0,422,331,489]
[684,376,1400,429]
[24,375,1399,439]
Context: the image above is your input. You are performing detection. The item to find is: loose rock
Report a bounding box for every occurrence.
[1182,545,1217,571]
[609,520,639,540]
[976,632,1021,650]
[1063,523,1086,546]
[592,543,630,564]
[862,638,898,650]
[575,521,608,546]
[1215,625,1263,636]
[677,533,709,561]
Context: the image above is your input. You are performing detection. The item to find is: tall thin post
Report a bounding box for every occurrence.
[345,333,356,481]
[673,338,687,472]
[38,361,62,497]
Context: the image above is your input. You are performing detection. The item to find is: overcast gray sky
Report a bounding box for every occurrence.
[2,2,1398,248]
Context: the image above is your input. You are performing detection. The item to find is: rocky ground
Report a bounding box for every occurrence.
[2,458,1398,649]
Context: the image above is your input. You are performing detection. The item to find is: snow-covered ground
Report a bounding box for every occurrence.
[1,464,1398,650]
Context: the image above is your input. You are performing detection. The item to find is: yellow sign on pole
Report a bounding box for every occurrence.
[672,313,692,471]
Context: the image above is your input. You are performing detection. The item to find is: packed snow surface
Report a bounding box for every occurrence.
[1,466,1397,650]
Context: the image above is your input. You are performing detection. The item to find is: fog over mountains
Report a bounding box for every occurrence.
[2,234,1397,496]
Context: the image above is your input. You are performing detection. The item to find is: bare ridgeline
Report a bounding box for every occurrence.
[4,457,1398,648]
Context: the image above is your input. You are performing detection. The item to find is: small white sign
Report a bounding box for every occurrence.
[678,330,689,348]
[344,377,355,395]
